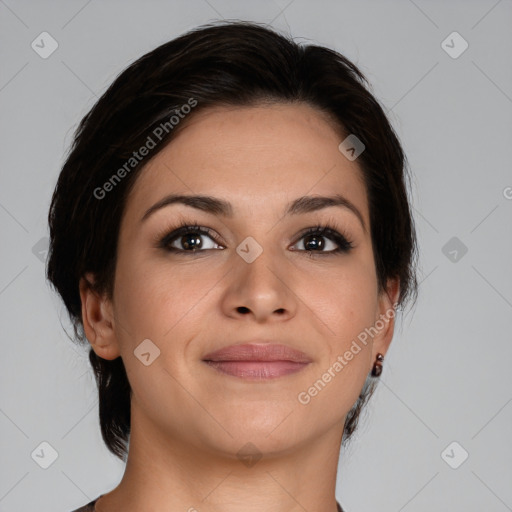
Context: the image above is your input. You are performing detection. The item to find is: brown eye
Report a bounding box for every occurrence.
[291,226,354,254]
[301,233,331,251]
[159,225,223,253]
[177,232,203,251]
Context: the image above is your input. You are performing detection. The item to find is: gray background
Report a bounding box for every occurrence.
[1,0,511,511]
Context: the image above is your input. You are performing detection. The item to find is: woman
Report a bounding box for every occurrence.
[47,20,418,512]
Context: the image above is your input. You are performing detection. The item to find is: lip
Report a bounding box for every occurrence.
[202,343,312,363]
[202,343,312,380]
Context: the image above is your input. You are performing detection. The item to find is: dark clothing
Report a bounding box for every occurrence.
[70,495,101,511]
[71,495,345,511]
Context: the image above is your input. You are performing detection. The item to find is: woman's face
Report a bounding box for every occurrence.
[89,103,398,459]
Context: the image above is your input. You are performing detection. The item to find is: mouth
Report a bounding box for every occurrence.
[203,360,310,379]
[202,343,312,380]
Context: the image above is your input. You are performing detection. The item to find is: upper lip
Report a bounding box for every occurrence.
[202,342,312,363]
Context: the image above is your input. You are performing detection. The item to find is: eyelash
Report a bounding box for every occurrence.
[156,219,354,256]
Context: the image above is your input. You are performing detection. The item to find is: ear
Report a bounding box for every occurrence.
[370,277,400,362]
[79,272,120,360]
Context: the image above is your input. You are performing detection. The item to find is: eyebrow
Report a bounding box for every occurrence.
[141,193,367,232]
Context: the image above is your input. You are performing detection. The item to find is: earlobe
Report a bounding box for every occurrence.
[79,273,120,360]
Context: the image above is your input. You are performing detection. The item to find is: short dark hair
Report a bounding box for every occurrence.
[47,20,418,461]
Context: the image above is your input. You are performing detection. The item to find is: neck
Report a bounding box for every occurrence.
[96,403,344,512]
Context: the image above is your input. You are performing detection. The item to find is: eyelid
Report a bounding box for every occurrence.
[152,216,225,245]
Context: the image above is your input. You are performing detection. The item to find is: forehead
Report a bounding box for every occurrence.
[124,103,368,223]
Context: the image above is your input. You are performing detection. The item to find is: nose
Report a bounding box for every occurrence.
[220,246,297,323]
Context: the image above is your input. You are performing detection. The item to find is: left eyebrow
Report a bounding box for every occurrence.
[141,193,366,232]
[286,194,366,233]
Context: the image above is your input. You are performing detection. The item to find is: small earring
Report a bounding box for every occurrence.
[371,353,384,377]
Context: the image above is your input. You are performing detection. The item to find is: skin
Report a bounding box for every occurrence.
[80,103,400,512]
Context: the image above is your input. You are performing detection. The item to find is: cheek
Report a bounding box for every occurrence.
[294,264,377,419]
[297,255,378,339]
[113,256,220,343]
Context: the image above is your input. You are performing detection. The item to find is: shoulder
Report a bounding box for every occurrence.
[69,495,101,512]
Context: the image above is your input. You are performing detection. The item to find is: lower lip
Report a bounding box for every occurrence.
[203,360,310,379]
